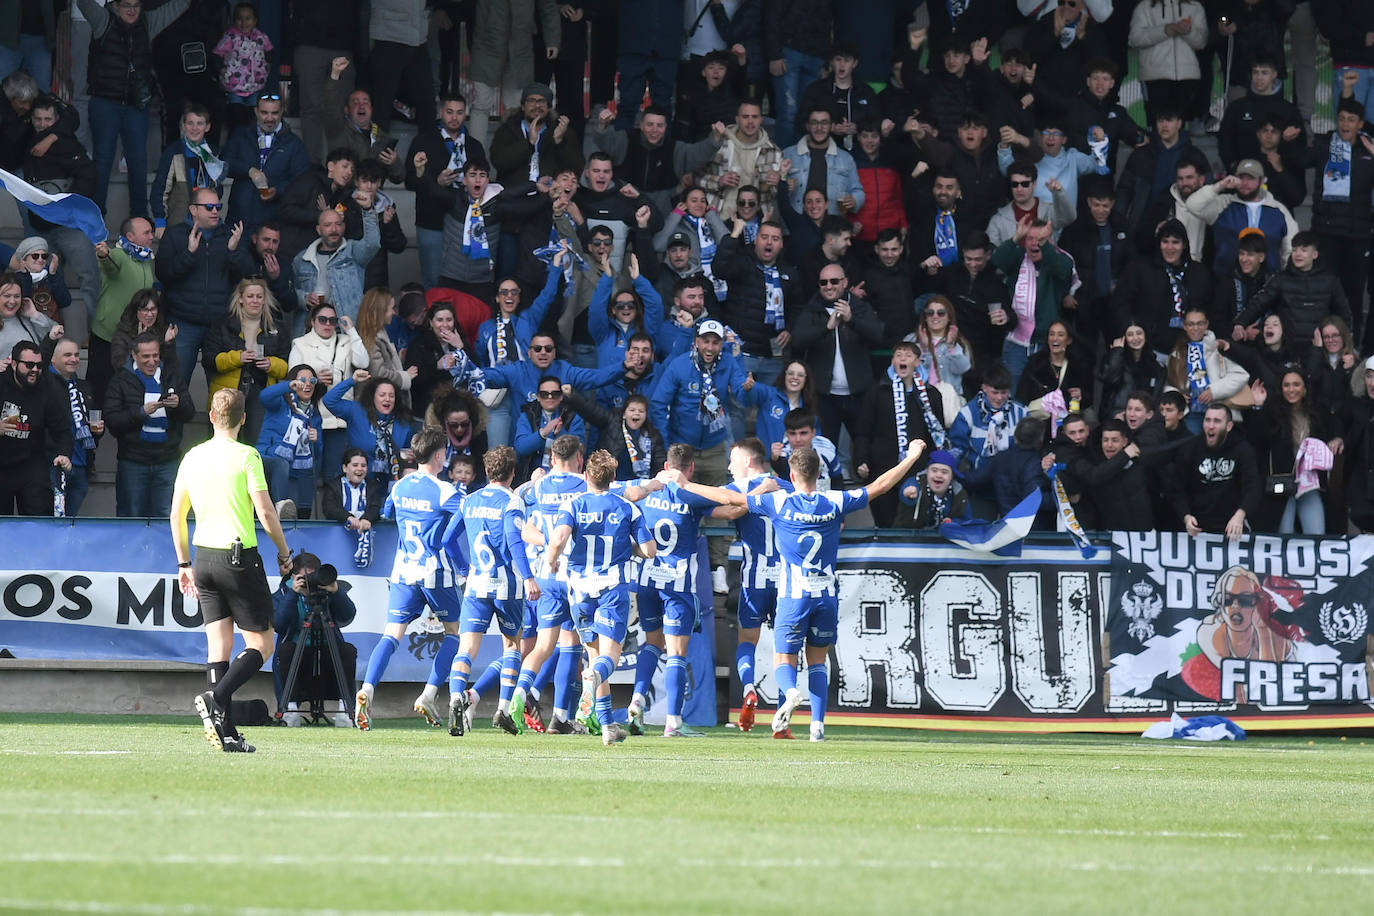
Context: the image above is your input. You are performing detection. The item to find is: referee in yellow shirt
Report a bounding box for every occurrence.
[171,389,293,753]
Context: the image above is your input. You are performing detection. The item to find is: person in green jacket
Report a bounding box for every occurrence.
[89,216,158,407]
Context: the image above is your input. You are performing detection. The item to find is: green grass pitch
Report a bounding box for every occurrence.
[2,715,1372,915]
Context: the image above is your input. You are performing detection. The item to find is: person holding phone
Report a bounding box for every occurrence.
[323,57,405,184]
[105,333,197,517]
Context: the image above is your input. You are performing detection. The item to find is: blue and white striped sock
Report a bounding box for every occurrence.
[449,652,473,696]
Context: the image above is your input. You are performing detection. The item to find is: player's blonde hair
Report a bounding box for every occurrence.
[585,450,617,488]
[210,389,245,429]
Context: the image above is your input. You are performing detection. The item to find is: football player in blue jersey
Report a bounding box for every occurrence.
[629,442,734,737]
[355,427,467,731]
[721,437,792,731]
[662,439,925,741]
[518,435,590,734]
[546,450,657,746]
[445,445,539,736]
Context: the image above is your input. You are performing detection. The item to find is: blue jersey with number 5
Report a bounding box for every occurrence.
[383,472,466,587]
[746,488,867,599]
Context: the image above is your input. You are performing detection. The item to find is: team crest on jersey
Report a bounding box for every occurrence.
[770,404,784,418]
[687,382,700,392]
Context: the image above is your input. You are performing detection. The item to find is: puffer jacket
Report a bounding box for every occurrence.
[203,314,291,398]
[369,0,429,46]
[1129,0,1210,82]
[1235,263,1352,342]
[288,329,369,429]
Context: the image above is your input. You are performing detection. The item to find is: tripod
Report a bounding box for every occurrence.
[276,601,355,725]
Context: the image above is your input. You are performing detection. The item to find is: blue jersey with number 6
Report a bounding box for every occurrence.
[382,472,466,588]
[746,488,867,599]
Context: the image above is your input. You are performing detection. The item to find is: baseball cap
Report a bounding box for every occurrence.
[666,230,692,249]
[1234,159,1265,179]
[697,319,726,338]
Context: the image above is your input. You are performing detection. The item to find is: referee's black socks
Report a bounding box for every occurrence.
[212,648,264,710]
[206,660,230,691]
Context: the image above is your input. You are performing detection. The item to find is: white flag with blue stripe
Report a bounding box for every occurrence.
[0,168,108,246]
[939,488,1041,557]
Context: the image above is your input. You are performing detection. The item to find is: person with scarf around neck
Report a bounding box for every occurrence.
[290,302,370,477]
[204,278,291,445]
[108,288,180,386]
[570,391,666,480]
[1111,218,1213,357]
[105,333,195,517]
[438,156,550,303]
[323,58,405,185]
[948,361,1030,476]
[475,254,565,368]
[1164,308,1253,434]
[587,251,665,370]
[323,369,419,492]
[257,365,325,519]
[899,449,971,531]
[150,104,224,236]
[406,93,488,289]
[854,342,948,528]
[49,338,103,517]
[221,92,312,234]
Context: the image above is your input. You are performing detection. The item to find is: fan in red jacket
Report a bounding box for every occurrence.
[847,122,911,244]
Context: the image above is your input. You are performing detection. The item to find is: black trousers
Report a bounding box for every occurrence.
[1316,233,1371,343]
[0,462,52,516]
[368,40,436,129]
[818,391,864,475]
[273,639,358,705]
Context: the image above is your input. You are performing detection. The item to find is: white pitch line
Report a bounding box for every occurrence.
[0,900,572,916]
[0,807,1335,842]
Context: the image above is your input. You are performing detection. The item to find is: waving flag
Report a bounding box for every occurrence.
[0,168,108,246]
[939,488,1041,557]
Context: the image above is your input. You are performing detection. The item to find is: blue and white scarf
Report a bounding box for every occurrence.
[1165,263,1186,328]
[462,199,490,260]
[138,370,168,443]
[760,263,785,330]
[183,136,224,187]
[934,210,958,266]
[117,236,153,261]
[693,349,728,432]
[1322,134,1353,201]
[912,375,946,448]
[442,125,468,173]
[1185,340,1210,413]
[273,396,315,470]
[521,121,544,181]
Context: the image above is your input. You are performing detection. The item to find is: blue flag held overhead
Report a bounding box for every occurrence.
[0,168,108,246]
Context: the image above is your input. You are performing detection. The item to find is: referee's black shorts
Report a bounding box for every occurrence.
[194,546,274,632]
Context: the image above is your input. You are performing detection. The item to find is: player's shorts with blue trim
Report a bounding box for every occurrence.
[535,576,573,629]
[572,583,630,644]
[738,585,777,630]
[521,598,539,638]
[387,583,462,625]
[639,587,699,637]
[773,595,838,654]
[460,593,523,637]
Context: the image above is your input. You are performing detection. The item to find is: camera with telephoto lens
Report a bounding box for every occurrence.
[301,562,337,597]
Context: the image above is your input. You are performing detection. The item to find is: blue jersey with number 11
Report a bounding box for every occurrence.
[555,490,648,594]
[746,488,867,599]
[383,472,466,588]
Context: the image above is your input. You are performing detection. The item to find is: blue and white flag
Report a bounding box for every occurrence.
[0,168,108,246]
[1141,713,1246,741]
[939,488,1040,557]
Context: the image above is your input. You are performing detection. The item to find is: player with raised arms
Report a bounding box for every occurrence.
[354,427,466,731]
[628,442,744,736]
[445,445,539,736]
[721,436,792,731]
[545,449,657,746]
[661,439,926,740]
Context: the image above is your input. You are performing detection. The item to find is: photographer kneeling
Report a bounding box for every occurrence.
[273,552,359,726]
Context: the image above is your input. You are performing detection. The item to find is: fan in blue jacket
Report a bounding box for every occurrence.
[256,368,325,516]
[587,255,665,369]
[322,372,420,488]
[651,320,758,450]
[473,257,564,367]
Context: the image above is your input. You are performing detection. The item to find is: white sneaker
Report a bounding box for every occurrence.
[771,687,802,734]
[809,721,825,742]
[712,566,728,594]
[331,712,353,727]
[282,703,303,727]
[275,499,298,521]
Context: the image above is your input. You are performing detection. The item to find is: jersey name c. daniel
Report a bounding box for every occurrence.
[746,488,867,599]
[383,472,465,588]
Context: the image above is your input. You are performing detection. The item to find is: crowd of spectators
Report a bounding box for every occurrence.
[1,0,1373,553]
